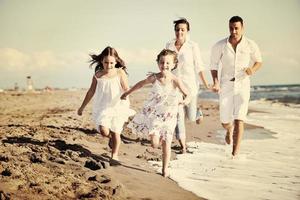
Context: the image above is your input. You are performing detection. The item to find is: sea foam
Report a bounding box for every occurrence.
[149,100,300,200]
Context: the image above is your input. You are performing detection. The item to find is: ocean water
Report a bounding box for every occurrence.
[149,84,300,200]
[199,84,300,105]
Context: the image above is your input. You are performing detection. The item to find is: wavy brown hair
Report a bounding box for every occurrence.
[89,46,127,73]
[156,49,178,71]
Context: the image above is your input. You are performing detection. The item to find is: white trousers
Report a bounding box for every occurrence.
[219,84,250,123]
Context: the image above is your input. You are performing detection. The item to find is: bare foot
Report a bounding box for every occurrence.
[162,170,170,178]
[146,148,159,156]
[196,116,204,124]
[176,148,187,154]
[196,108,203,124]
[111,154,119,161]
[110,155,121,166]
[225,127,234,145]
[231,153,239,160]
[232,150,238,157]
[110,158,121,166]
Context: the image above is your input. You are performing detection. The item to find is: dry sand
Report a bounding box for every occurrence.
[1,88,260,200]
[0,88,262,200]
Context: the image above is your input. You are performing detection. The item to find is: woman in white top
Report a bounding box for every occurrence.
[166,18,210,153]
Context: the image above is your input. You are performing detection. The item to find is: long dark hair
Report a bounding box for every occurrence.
[89,46,127,73]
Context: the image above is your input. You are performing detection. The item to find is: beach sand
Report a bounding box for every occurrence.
[0,88,278,199]
[1,89,214,200]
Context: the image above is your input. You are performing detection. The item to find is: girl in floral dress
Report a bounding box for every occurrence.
[121,49,190,177]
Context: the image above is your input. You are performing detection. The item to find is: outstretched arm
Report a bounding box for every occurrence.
[120,75,154,100]
[77,76,97,115]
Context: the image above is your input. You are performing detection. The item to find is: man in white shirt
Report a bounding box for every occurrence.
[210,16,262,157]
[166,18,210,153]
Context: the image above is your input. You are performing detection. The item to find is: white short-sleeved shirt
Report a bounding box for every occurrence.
[166,38,205,96]
[210,36,262,91]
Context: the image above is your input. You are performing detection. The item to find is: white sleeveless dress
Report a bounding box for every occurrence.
[92,75,135,134]
[128,79,179,142]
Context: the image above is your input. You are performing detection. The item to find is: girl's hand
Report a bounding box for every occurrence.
[77,107,83,116]
[179,97,190,106]
[179,100,188,106]
[178,101,185,105]
[205,84,213,91]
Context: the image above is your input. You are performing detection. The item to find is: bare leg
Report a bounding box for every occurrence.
[176,105,186,153]
[99,126,110,137]
[110,131,121,160]
[150,135,160,149]
[99,126,113,149]
[232,120,244,156]
[162,139,171,177]
[222,123,234,145]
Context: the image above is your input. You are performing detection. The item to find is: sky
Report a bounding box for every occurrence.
[0,0,299,89]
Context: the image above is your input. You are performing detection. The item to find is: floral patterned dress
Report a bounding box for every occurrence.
[128,78,179,142]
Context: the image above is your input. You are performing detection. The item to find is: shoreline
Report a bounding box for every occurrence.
[161,97,300,200]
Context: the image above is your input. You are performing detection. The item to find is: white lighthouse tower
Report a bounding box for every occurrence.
[26,76,34,92]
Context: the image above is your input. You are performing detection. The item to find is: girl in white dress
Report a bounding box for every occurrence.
[121,49,190,177]
[78,46,135,163]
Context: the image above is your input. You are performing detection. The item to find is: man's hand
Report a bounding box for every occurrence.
[245,67,254,75]
[212,82,220,93]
